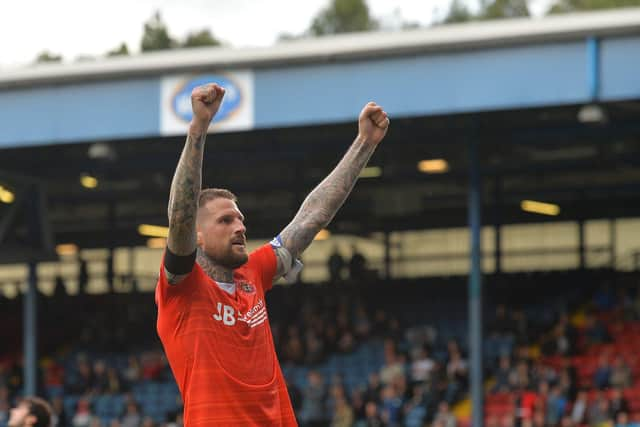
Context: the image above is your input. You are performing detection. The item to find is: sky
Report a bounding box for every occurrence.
[0,0,554,68]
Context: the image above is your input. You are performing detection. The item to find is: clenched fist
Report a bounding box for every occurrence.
[358,102,389,146]
[190,83,226,131]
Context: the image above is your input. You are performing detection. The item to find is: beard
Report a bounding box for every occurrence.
[221,249,249,269]
[204,245,248,270]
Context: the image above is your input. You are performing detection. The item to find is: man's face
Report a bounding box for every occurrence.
[8,402,33,427]
[197,198,248,270]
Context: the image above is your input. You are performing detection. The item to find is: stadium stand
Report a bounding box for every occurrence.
[2,268,639,426]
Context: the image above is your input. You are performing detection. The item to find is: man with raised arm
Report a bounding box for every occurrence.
[155,83,390,426]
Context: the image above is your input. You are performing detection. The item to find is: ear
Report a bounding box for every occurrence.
[197,231,204,247]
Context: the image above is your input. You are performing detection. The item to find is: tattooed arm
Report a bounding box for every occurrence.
[275,102,390,277]
[164,83,226,284]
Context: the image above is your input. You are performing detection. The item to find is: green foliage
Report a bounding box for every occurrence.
[443,0,474,23]
[35,51,62,63]
[107,43,129,57]
[309,0,378,36]
[182,29,220,48]
[548,0,640,13]
[141,11,176,52]
[481,0,530,19]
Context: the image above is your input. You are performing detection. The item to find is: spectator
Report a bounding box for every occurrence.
[433,401,457,427]
[300,370,327,427]
[357,401,383,427]
[410,345,435,385]
[445,349,468,403]
[610,356,632,389]
[92,360,109,394]
[106,367,122,394]
[532,410,546,427]
[594,282,616,311]
[615,411,640,427]
[286,378,303,417]
[594,354,612,390]
[349,245,366,282]
[560,415,577,427]
[43,359,65,398]
[587,392,611,427]
[123,356,140,385]
[67,356,93,395]
[121,401,142,427]
[51,395,69,427]
[331,396,354,427]
[284,326,305,364]
[609,388,629,419]
[79,258,89,294]
[489,305,513,337]
[584,313,611,345]
[364,372,383,403]
[350,389,366,422]
[512,360,531,390]
[571,390,588,425]
[402,384,427,427]
[546,385,567,426]
[353,303,372,339]
[0,397,8,426]
[327,246,345,283]
[379,341,405,386]
[72,398,93,427]
[492,355,513,393]
[305,330,326,365]
[380,384,403,427]
[511,308,529,345]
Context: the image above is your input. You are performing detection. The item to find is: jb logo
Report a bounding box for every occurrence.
[212,299,267,328]
[213,303,236,326]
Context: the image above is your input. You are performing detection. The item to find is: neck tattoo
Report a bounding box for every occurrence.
[196,248,234,283]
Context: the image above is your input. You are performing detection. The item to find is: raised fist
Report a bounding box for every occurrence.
[358,102,389,146]
[191,83,226,128]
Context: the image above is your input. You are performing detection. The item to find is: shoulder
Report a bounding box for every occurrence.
[235,243,278,292]
[156,259,205,301]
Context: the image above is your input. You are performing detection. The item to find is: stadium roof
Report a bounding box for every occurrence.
[0,8,639,261]
[1,7,640,89]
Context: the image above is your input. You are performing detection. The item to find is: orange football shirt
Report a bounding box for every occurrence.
[156,244,297,426]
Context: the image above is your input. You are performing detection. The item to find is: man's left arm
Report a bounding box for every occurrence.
[274,102,390,278]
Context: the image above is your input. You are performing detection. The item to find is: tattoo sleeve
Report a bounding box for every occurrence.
[279,135,377,259]
[166,128,206,257]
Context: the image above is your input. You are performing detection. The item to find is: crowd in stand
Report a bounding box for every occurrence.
[485,282,640,427]
[1,271,640,426]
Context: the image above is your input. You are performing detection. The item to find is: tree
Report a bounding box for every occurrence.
[548,0,640,13]
[481,0,530,18]
[107,43,129,57]
[35,51,62,63]
[443,0,475,23]
[309,0,378,36]
[141,11,176,52]
[182,29,220,48]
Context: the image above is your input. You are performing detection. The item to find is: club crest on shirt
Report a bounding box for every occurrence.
[240,282,255,293]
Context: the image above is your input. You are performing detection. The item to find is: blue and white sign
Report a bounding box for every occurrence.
[160,71,254,135]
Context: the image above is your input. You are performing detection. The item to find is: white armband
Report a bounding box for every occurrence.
[270,235,304,284]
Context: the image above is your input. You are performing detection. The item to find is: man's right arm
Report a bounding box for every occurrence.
[164,83,226,285]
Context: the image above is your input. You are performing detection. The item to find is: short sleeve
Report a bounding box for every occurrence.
[155,251,199,305]
[246,244,278,292]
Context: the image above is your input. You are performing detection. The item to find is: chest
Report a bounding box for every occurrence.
[205,280,268,331]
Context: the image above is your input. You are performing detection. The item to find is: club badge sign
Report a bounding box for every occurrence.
[160,71,254,135]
